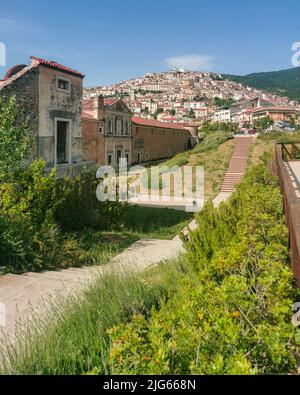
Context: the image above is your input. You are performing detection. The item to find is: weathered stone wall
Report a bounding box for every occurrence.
[0,68,39,159]
[38,66,83,166]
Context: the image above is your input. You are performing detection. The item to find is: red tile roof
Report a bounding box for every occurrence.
[253,107,300,114]
[132,117,187,131]
[82,111,96,120]
[103,98,118,106]
[30,56,85,78]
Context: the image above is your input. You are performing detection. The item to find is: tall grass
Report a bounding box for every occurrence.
[0,260,189,375]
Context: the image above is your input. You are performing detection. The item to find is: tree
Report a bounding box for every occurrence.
[153,108,164,119]
[253,116,274,131]
[0,96,30,176]
[188,109,196,118]
[290,115,296,126]
[214,97,235,109]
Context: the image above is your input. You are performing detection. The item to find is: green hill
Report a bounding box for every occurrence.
[224,67,300,102]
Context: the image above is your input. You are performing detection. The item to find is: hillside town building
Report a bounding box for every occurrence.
[252,107,300,124]
[0,56,90,176]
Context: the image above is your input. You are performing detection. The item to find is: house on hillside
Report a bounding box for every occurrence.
[252,107,300,124]
[212,108,231,123]
[0,56,91,176]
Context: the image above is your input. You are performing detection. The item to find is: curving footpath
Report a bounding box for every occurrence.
[0,137,252,343]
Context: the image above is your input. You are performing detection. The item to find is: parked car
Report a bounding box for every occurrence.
[235,130,245,135]
[247,129,257,135]
[283,127,296,132]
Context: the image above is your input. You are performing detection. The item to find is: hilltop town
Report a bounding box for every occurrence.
[84,69,300,127]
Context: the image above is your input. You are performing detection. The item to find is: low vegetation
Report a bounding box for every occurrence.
[0,97,192,274]
[108,155,299,375]
[0,261,186,375]
[2,155,298,375]
[143,129,235,199]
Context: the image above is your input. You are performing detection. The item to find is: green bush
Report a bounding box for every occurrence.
[0,159,126,272]
[108,156,299,375]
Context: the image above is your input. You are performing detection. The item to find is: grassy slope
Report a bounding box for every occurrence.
[224,67,300,101]
[145,136,235,201]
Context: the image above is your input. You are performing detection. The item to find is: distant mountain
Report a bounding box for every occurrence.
[224,67,300,102]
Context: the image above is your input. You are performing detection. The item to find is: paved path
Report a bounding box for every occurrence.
[0,137,252,343]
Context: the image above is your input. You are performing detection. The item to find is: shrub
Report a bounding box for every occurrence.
[108,157,299,375]
[0,159,126,272]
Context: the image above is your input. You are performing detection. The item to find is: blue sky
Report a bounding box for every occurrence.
[0,0,299,86]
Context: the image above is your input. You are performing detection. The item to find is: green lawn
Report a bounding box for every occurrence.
[60,206,193,270]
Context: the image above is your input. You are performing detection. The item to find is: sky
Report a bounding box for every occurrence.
[0,0,299,86]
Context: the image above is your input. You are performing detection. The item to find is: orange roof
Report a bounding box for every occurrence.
[253,107,300,114]
[82,111,96,120]
[103,98,118,106]
[132,117,187,131]
[31,56,84,78]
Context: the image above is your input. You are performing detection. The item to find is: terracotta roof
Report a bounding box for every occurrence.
[132,117,187,131]
[30,56,84,78]
[252,107,300,114]
[82,111,96,120]
[103,98,119,106]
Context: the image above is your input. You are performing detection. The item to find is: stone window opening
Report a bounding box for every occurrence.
[56,76,70,93]
[107,154,112,166]
[108,120,113,134]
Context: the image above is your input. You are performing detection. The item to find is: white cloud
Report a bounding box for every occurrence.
[164,54,214,71]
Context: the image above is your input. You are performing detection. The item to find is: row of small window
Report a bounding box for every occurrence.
[136,127,187,136]
[99,120,131,135]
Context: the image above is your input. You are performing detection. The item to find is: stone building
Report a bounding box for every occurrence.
[82,97,194,167]
[83,96,132,166]
[0,56,90,176]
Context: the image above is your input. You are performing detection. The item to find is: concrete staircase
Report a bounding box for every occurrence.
[220,137,252,193]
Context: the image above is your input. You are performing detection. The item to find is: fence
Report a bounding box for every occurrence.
[275,143,300,287]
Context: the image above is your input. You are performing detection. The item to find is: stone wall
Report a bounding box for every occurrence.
[0,68,39,160]
[38,66,83,166]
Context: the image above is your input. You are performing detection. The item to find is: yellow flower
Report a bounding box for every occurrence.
[196,312,204,321]
[232,311,241,318]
